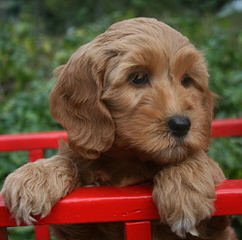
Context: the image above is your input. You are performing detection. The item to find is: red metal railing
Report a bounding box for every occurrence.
[0,118,242,240]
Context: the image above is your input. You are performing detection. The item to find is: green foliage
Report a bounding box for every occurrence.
[0,1,241,238]
[7,226,34,240]
[209,138,242,178]
[0,20,35,97]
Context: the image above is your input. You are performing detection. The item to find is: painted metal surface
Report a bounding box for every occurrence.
[211,118,242,137]
[0,131,67,152]
[34,226,50,240]
[125,221,151,240]
[0,180,242,227]
[0,228,8,240]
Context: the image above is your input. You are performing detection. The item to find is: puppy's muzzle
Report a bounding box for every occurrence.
[167,115,191,137]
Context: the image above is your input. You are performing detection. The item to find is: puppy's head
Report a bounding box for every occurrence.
[50,18,215,162]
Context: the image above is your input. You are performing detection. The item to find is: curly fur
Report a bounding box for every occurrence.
[1,17,237,240]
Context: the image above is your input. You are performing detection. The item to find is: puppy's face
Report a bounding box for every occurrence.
[50,18,214,162]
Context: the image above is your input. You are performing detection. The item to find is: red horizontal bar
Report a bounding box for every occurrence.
[0,185,158,227]
[0,180,241,227]
[0,119,241,152]
[214,180,242,215]
[0,131,67,152]
[211,118,242,137]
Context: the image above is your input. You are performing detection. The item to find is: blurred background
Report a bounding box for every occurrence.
[0,0,241,239]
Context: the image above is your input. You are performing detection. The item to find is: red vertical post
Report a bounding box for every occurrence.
[0,228,8,240]
[28,149,44,162]
[125,221,151,240]
[34,225,50,240]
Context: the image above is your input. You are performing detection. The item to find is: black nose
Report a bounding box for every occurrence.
[167,115,191,137]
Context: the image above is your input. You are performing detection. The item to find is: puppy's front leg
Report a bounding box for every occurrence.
[152,151,225,238]
[1,153,80,225]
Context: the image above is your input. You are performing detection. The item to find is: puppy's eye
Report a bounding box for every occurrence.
[181,75,193,88]
[129,72,149,87]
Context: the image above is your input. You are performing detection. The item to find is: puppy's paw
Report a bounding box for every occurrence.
[154,188,214,238]
[170,216,200,238]
[1,162,58,225]
[153,171,215,238]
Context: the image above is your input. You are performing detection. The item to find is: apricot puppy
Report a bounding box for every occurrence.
[1,18,237,239]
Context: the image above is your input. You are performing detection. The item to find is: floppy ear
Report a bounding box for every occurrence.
[50,45,115,159]
[209,90,218,120]
[204,89,217,123]
[193,50,216,125]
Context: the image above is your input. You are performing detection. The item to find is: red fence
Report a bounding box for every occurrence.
[0,118,242,240]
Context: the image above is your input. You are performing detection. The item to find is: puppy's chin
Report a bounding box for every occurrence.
[152,135,210,164]
[151,141,189,164]
[114,126,210,164]
[141,134,208,164]
[115,137,189,164]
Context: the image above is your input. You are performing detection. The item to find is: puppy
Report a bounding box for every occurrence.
[1,18,237,240]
